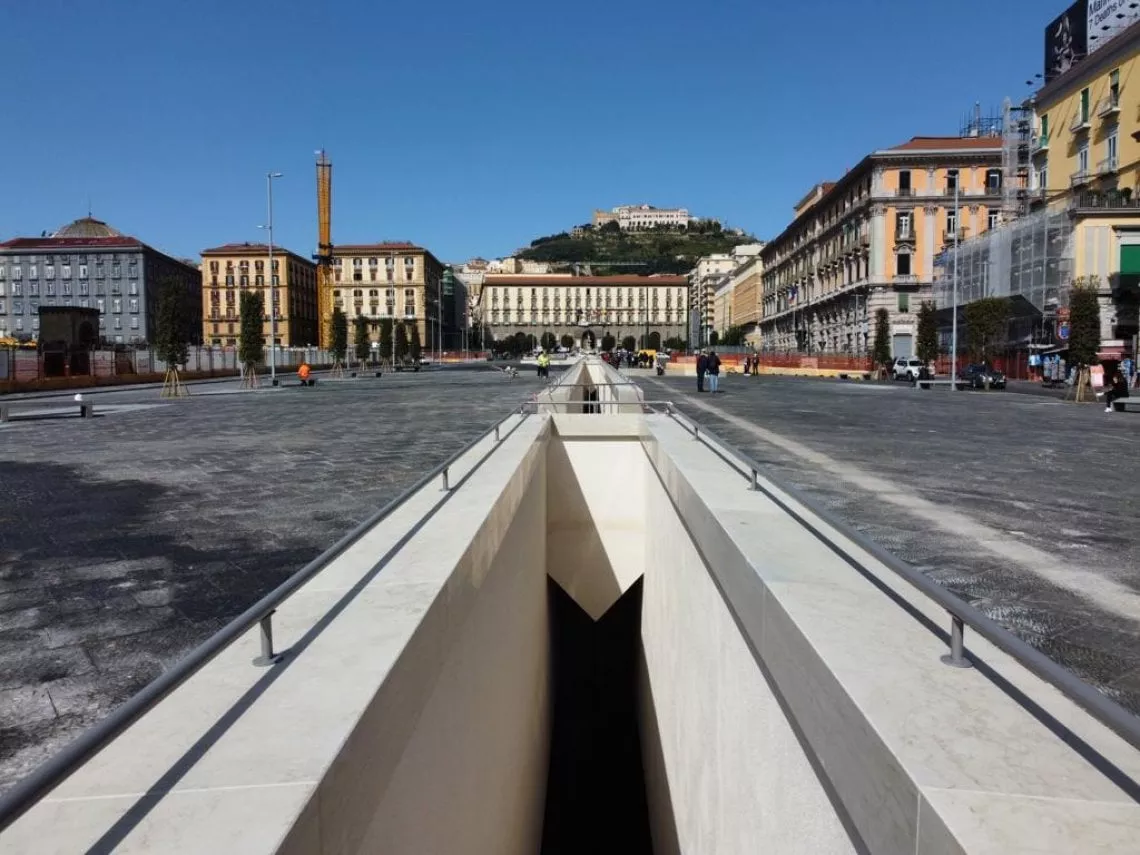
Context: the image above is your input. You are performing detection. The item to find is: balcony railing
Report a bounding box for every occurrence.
[942,228,967,245]
[1097,156,1119,176]
[1070,170,1094,187]
[1070,112,1091,133]
[1069,190,1140,212]
[895,187,916,198]
[1097,92,1121,118]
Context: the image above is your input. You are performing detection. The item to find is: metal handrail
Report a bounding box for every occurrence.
[659,406,1140,753]
[0,406,532,832]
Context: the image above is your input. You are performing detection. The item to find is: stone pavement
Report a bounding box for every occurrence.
[642,373,1140,716]
[0,369,546,791]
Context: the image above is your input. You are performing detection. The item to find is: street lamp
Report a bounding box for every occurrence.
[951,180,960,389]
[259,171,283,384]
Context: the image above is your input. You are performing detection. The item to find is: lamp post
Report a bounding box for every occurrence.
[951,181,960,389]
[260,171,283,384]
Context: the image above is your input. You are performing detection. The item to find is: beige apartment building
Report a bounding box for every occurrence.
[730,255,764,345]
[760,136,1004,356]
[326,242,446,351]
[481,274,689,349]
[200,243,318,347]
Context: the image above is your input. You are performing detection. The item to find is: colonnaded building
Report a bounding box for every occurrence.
[479,274,689,349]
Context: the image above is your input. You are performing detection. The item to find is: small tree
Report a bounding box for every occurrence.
[512,331,528,355]
[353,315,370,364]
[721,325,745,346]
[540,331,557,351]
[1067,277,1102,401]
[601,333,616,351]
[560,333,575,349]
[329,307,348,375]
[916,301,939,369]
[964,297,1009,365]
[239,291,265,388]
[872,308,891,370]
[395,322,410,363]
[709,330,720,346]
[155,278,190,398]
[648,331,661,350]
[663,336,687,351]
[378,318,394,366]
[621,335,636,351]
[409,323,423,363]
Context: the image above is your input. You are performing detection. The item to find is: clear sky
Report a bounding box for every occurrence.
[1,0,1055,263]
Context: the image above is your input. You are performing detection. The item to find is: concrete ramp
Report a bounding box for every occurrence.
[3,359,1140,854]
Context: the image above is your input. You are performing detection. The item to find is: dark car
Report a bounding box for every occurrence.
[959,363,1006,389]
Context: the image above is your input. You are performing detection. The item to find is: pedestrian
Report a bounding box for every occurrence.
[696,350,708,392]
[1102,368,1129,413]
[707,349,722,393]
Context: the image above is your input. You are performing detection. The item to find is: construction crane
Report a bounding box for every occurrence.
[314,149,334,348]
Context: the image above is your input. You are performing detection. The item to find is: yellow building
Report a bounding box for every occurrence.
[200,243,318,347]
[326,242,445,352]
[760,136,1004,356]
[729,255,763,345]
[1029,19,1140,349]
[713,278,734,337]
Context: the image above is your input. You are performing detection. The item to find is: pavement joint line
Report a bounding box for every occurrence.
[646,377,1140,625]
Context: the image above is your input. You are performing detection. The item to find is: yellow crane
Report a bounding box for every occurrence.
[314,149,334,348]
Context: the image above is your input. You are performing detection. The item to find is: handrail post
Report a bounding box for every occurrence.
[252,611,280,666]
[693,424,700,441]
[750,467,759,491]
[940,614,972,669]
[494,423,500,442]
[442,466,450,492]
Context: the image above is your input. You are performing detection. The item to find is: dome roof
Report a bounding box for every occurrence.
[52,216,122,239]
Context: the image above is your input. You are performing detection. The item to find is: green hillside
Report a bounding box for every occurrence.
[516,222,758,275]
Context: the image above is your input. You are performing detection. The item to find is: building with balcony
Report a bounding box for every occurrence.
[1022,18,1140,354]
[326,243,446,353]
[481,274,689,349]
[713,278,734,337]
[759,136,1005,357]
[0,216,201,346]
[199,243,318,348]
[729,255,764,346]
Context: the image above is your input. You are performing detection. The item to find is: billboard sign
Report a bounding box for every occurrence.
[1044,0,1088,81]
[1088,0,1140,55]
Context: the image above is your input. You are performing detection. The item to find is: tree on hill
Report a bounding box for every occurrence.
[239,291,265,388]
[354,315,370,363]
[872,308,891,370]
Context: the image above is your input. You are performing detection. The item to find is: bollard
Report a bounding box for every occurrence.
[494,424,501,443]
[693,424,700,441]
[442,467,450,492]
[252,611,280,666]
[750,467,759,492]
[940,614,972,669]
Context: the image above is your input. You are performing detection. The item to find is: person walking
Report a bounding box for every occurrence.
[707,349,722,393]
[696,350,708,393]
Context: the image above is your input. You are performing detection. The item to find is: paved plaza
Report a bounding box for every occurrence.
[642,373,1140,715]
[0,368,546,791]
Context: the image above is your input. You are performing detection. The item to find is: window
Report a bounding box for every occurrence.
[112,298,122,313]
[947,209,957,232]
[896,251,912,276]
[1078,142,1089,177]
[985,169,1002,193]
[1039,166,1048,191]
[113,316,122,330]
[897,170,911,195]
[256,275,264,287]
[240,275,249,287]
[28,282,38,296]
[209,261,219,273]
[29,265,37,279]
[61,265,71,279]
[896,212,912,239]
[129,298,139,313]
[988,211,999,230]
[130,316,139,329]
[0,267,4,281]
[79,264,88,278]
[897,292,909,313]
[45,266,54,279]
[111,264,121,278]
[62,282,71,296]
[11,267,20,280]
[128,281,138,295]
[45,282,55,297]
[1080,87,1090,122]
[1106,130,1119,171]
[97,298,105,313]
[946,169,958,191]
[0,300,5,314]
[1040,114,1049,139]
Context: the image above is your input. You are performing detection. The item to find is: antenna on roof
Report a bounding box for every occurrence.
[87,195,92,218]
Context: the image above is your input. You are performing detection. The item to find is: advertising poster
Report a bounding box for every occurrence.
[1044,0,1089,81]
[1088,0,1140,54]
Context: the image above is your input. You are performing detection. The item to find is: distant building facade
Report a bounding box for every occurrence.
[482,274,689,348]
[0,216,201,345]
[592,205,695,231]
[760,136,1005,356]
[199,243,319,347]
[327,242,449,352]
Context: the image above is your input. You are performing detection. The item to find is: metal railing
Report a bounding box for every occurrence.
[656,405,1140,754]
[0,406,533,832]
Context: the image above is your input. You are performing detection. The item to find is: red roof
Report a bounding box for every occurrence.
[0,235,143,250]
[484,274,687,286]
[887,136,1002,152]
[335,242,424,252]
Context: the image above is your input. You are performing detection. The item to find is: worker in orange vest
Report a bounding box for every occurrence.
[298,363,311,384]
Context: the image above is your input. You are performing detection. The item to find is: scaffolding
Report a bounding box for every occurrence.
[1001,98,1034,221]
[933,206,1074,313]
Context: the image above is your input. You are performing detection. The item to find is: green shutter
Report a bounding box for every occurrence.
[1120,245,1140,275]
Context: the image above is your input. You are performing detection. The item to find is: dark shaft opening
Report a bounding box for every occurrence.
[540,577,653,854]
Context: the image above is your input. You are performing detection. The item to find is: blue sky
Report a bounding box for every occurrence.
[1,0,1054,263]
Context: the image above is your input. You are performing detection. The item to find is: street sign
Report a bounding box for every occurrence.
[1058,321,1071,341]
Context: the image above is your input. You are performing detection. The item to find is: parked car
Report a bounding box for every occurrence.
[959,363,1006,389]
[892,357,926,381]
